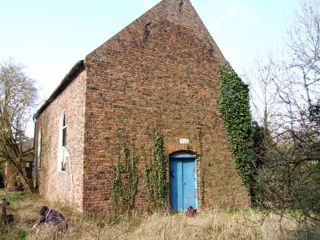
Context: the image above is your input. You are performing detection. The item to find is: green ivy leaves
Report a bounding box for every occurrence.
[144,134,168,210]
[112,146,139,213]
[219,69,254,189]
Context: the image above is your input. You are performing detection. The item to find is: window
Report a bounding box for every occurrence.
[37,129,42,169]
[62,113,67,148]
[58,112,68,171]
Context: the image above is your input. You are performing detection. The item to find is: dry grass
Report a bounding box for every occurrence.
[0,191,319,240]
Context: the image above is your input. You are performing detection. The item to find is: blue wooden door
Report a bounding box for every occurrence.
[170,153,197,211]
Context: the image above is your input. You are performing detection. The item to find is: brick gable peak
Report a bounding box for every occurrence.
[86,0,223,60]
[150,0,212,42]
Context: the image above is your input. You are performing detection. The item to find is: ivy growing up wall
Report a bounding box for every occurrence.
[218,68,254,189]
[144,133,168,210]
[112,146,139,214]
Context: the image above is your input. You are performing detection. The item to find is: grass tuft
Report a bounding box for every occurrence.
[0,191,319,240]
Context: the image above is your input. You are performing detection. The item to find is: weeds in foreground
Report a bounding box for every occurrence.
[0,191,319,240]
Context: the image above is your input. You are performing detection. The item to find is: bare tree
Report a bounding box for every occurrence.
[254,0,320,224]
[288,0,320,111]
[0,59,37,192]
[248,57,281,131]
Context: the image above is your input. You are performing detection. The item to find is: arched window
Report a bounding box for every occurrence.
[58,112,67,171]
[37,129,42,170]
[62,113,67,148]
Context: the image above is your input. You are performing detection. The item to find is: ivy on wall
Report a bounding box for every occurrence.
[144,133,168,210]
[218,68,254,189]
[112,146,139,213]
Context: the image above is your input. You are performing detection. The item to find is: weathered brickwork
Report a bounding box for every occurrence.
[4,162,15,191]
[35,71,86,211]
[35,0,249,214]
[83,0,249,213]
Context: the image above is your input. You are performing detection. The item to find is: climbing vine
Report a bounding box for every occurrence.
[144,133,168,210]
[218,68,254,189]
[112,146,139,213]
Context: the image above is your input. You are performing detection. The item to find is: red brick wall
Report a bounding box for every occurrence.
[35,71,86,211]
[83,0,249,213]
[4,162,16,191]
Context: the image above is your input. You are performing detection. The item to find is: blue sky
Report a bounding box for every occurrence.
[1,0,300,103]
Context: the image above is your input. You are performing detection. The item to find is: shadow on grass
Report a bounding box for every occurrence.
[282,229,320,240]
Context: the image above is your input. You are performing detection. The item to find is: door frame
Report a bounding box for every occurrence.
[169,151,198,211]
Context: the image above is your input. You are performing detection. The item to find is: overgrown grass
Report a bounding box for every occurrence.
[0,191,319,240]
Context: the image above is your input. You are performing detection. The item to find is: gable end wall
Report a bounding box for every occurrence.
[83,0,249,214]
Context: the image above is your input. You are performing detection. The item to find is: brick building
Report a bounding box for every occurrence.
[34,0,249,213]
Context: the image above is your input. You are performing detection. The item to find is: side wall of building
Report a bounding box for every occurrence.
[83,0,249,214]
[35,71,86,211]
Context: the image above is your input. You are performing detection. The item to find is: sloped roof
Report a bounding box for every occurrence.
[34,60,85,118]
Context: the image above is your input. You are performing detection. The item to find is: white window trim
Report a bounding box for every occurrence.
[37,129,42,170]
[58,112,68,172]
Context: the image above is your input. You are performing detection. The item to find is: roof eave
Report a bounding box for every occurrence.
[34,60,85,119]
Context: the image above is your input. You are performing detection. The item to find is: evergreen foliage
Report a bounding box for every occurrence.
[218,69,254,189]
[112,146,139,213]
[144,134,168,210]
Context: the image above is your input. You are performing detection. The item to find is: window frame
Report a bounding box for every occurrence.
[58,111,67,172]
[37,128,42,170]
